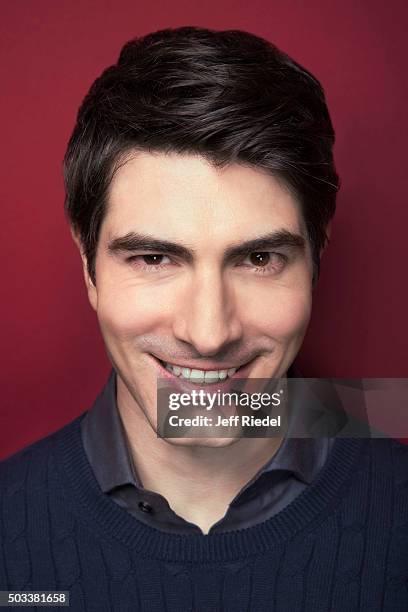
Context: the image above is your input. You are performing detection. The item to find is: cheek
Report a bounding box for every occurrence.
[243,283,312,341]
[95,284,168,344]
[272,292,312,341]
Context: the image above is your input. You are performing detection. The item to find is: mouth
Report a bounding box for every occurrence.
[151,355,256,387]
[151,354,270,420]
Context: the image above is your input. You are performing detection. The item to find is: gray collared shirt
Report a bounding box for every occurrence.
[81,366,335,534]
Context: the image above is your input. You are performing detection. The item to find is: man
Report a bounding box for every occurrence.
[1,26,407,611]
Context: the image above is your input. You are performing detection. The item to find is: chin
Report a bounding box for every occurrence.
[162,436,241,448]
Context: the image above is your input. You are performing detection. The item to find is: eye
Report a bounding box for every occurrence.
[140,254,167,265]
[242,251,287,274]
[249,252,271,266]
[126,253,172,271]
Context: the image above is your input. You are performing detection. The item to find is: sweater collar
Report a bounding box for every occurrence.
[54,412,364,563]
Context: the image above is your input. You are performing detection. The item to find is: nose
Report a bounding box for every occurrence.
[172,269,243,356]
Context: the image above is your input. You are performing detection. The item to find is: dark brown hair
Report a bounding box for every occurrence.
[64,26,340,285]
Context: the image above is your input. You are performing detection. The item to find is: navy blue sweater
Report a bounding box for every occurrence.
[1,414,408,611]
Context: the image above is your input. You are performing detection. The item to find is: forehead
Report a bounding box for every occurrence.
[102,152,305,243]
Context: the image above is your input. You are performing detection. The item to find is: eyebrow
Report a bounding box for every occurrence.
[224,230,306,261]
[106,230,306,264]
[107,232,195,263]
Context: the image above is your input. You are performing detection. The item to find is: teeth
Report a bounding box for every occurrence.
[163,362,237,383]
[190,369,205,382]
[205,371,219,382]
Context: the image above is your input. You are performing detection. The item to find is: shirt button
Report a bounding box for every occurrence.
[138,501,153,514]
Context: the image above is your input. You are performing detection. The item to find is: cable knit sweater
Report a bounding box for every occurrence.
[1,413,407,611]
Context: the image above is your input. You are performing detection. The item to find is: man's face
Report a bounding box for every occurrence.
[79,152,315,444]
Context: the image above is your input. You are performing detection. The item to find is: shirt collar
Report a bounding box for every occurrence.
[238,364,326,488]
[81,369,141,492]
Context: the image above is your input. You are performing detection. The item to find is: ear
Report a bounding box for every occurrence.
[319,221,332,258]
[70,227,98,312]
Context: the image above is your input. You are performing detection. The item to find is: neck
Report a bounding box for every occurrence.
[116,375,283,534]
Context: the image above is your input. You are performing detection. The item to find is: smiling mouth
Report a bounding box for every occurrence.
[155,357,252,384]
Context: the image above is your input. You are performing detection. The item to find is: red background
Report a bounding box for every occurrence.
[1,1,407,460]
